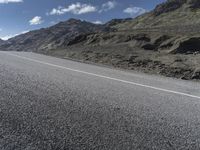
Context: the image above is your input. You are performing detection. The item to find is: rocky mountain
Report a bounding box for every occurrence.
[0,0,200,80]
[0,18,110,52]
[68,0,200,54]
[112,0,200,31]
[154,0,200,15]
[81,0,200,55]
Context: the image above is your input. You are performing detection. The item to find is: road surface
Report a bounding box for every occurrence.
[0,51,200,150]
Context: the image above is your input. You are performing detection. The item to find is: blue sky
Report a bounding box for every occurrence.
[0,0,165,40]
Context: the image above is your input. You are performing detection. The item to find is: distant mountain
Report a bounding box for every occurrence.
[112,0,200,30]
[0,18,111,52]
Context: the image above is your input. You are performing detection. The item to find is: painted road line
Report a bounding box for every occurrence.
[2,51,200,99]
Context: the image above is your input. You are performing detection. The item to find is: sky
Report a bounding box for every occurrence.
[0,0,165,40]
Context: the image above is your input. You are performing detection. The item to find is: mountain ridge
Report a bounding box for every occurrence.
[0,18,111,52]
[153,0,200,16]
[112,0,200,30]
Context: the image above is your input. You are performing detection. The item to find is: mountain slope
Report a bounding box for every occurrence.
[112,0,200,31]
[43,0,200,80]
[0,19,110,52]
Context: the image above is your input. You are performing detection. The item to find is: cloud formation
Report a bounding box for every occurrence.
[49,3,97,15]
[123,7,147,16]
[99,1,117,13]
[29,16,43,25]
[0,0,23,3]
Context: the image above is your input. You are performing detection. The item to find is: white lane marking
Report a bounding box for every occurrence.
[2,52,200,99]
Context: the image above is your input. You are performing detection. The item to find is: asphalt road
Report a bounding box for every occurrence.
[0,51,200,150]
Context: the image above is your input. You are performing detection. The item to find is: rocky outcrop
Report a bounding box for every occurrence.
[153,0,200,16]
[141,35,172,50]
[192,68,200,79]
[169,37,200,54]
[153,0,187,16]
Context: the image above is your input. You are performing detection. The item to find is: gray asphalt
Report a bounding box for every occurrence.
[1,51,200,150]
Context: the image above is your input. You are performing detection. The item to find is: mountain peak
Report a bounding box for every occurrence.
[0,18,110,51]
[66,18,82,24]
[54,18,82,27]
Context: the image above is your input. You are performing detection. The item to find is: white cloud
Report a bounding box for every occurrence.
[92,20,103,24]
[29,16,43,25]
[1,30,29,40]
[123,7,147,16]
[99,1,117,13]
[0,0,23,3]
[48,3,97,15]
